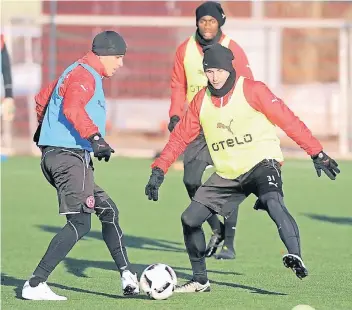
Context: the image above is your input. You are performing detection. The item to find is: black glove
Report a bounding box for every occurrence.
[168,115,180,132]
[253,199,266,211]
[311,151,340,180]
[145,167,165,201]
[33,124,42,145]
[88,133,115,162]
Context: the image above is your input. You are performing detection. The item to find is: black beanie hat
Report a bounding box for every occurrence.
[203,43,234,72]
[92,31,127,56]
[196,1,226,27]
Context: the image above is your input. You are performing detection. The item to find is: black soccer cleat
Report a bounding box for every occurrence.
[283,254,308,279]
[214,246,236,260]
[205,233,224,257]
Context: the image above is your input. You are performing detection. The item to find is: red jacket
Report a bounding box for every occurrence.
[153,78,323,174]
[170,33,253,118]
[35,51,108,139]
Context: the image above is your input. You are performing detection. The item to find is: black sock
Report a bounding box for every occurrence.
[102,220,131,275]
[98,199,132,275]
[277,213,301,257]
[181,202,212,285]
[29,275,46,288]
[192,270,208,285]
[264,193,301,257]
[223,227,236,251]
[33,227,78,281]
[32,213,91,283]
[186,226,208,284]
[206,214,223,234]
[222,208,238,250]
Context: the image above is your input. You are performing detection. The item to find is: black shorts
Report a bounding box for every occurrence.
[193,159,283,218]
[40,146,109,215]
[183,131,213,166]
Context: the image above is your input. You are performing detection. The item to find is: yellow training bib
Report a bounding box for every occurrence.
[184,35,231,103]
[199,77,284,179]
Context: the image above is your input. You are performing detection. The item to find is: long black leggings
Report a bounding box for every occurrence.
[32,199,131,284]
[260,192,301,256]
[181,201,214,283]
[180,192,301,283]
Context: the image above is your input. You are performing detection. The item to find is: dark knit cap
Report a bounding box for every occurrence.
[196,1,226,27]
[203,43,234,72]
[92,31,127,56]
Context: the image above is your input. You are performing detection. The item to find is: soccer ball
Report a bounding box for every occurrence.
[139,263,177,300]
[292,306,316,310]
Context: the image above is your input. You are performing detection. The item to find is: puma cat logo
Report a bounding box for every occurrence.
[217,119,234,135]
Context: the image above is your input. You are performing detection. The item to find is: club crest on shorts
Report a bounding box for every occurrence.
[86,195,95,209]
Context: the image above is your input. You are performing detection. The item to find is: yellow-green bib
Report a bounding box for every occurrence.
[184,35,231,103]
[199,77,284,179]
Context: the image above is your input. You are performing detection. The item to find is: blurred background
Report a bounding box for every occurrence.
[1,0,352,159]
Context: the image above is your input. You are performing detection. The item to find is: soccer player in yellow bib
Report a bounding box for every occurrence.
[145,44,340,293]
[168,1,254,260]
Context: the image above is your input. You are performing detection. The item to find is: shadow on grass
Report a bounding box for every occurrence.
[303,213,352,226]
[1,273,148,300]
[39,225,184,253]
[63,258,286,296]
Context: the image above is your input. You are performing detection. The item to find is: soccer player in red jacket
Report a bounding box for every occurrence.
[22,31,139,300]
[146,44,340,292]
[168,1,254,260]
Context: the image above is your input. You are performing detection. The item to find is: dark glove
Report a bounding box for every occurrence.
[168,115,180,132]
[145,167,165,201]
[33,124,42,145]
[253,199,266,211]
[311,151,340,180]
[88,133,115,162]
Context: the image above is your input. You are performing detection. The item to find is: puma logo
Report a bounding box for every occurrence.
[97,100,105,110]
[97,143,105,149]
[269,181,278,188]
[80,84,87,91]
[217,119,234,135]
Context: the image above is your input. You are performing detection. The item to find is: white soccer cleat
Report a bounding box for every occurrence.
[22,281,67,300]
[121,270,139,296]
[174,280,210,293]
